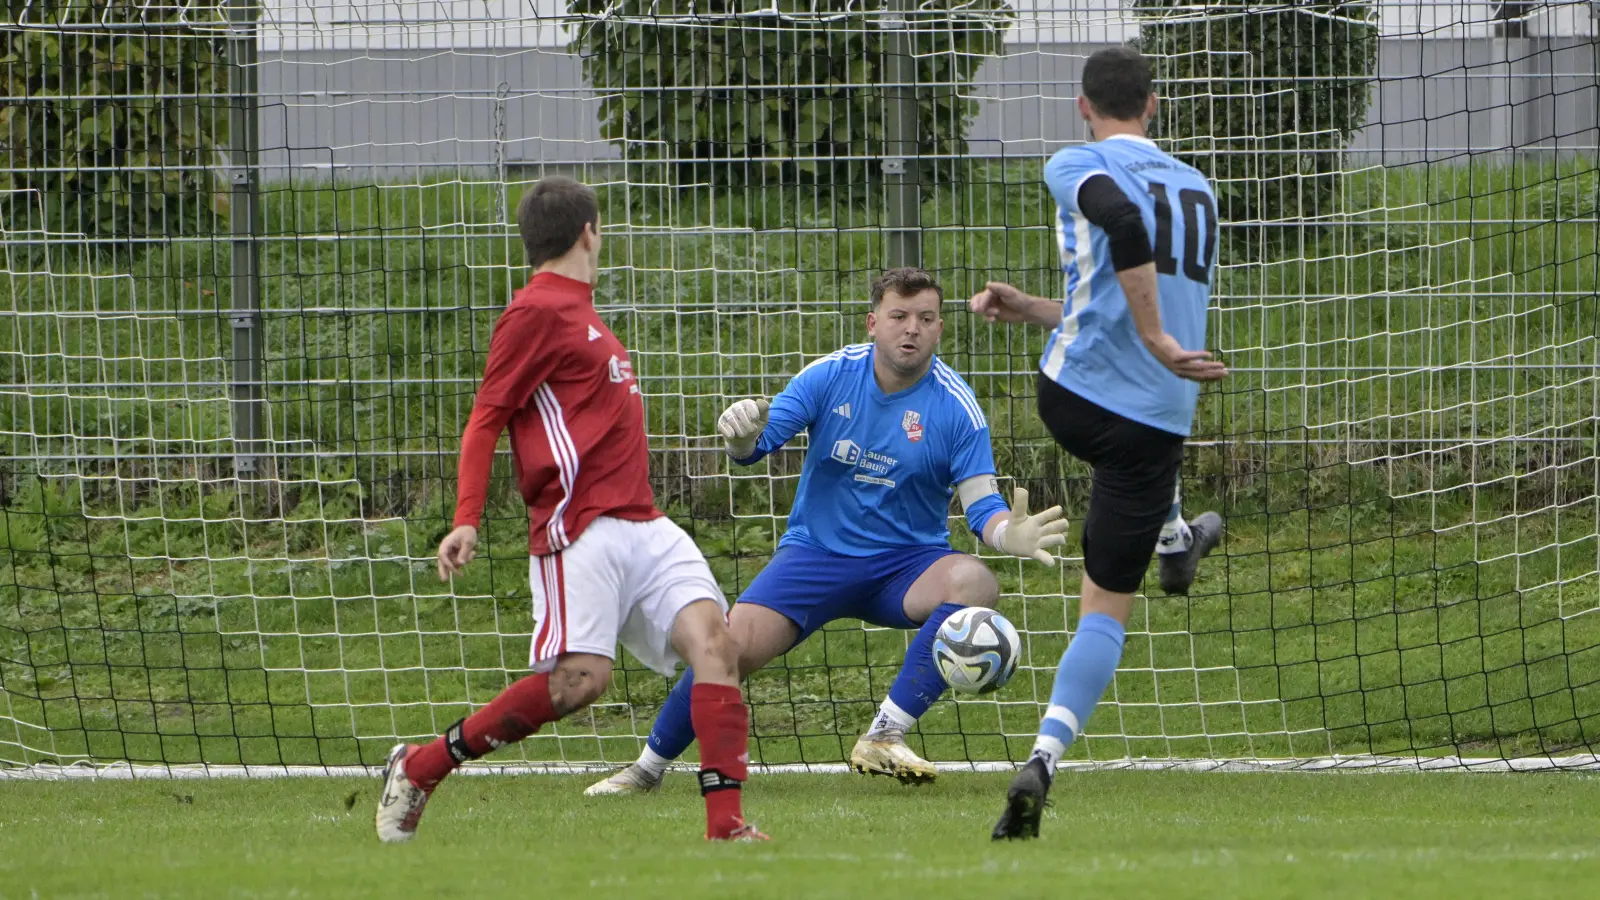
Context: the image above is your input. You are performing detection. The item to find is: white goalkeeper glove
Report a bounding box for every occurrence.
[991,487,1070,566]
[717,398,770,458]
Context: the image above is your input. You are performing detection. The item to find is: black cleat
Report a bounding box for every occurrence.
[991,756,1052,841]
[1158,511,1223,596]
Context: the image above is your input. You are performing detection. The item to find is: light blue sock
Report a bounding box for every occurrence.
[641,666,697,771]
[1031,612,1127,775]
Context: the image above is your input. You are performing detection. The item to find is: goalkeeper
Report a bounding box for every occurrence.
[587,267,1067,793]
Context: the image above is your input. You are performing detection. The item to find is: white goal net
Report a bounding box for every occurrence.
[1,0,1597,777]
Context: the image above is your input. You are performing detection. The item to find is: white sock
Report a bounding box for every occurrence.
[1029,735,1065,779]
[1157,476,1191,556]
[1157,515,1192,556]
[636,746,672,777]
[868,697,917,735]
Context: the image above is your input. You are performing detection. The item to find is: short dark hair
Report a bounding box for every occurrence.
[870,267,944,308]
[1082,46,1153,122]
[516,176,599,268]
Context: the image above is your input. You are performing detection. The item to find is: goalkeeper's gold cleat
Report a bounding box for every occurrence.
[850,728,937,786]
[583,763,664,796]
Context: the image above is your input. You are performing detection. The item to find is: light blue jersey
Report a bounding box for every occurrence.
[734,344,1001,557]
[1040,134,1219,437]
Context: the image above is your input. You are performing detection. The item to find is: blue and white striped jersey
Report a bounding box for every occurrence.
[1040,134,1219,437]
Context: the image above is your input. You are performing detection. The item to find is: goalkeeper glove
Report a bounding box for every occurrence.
[991,487,1070,566]
[717,398,770,459]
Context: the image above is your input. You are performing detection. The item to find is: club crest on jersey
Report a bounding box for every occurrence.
[902,410,924,443]
[608,356,639,393]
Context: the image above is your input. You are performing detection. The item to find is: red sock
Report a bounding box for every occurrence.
[690,682,749,839]
[406,672,556,791]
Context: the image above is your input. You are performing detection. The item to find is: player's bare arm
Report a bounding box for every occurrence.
[436,525,477,580]
[437,383,517,580]
[971,268,1224,387]
[968,281,1061,327]
[974,163,1226,384]
[1115,260,1228,383]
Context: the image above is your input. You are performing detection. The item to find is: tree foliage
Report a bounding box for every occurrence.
[1134,1,1378,256]
[566,0,1014,192]
[0,0,229,243]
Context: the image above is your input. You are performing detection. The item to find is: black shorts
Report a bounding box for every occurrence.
[1036,374,1184,594]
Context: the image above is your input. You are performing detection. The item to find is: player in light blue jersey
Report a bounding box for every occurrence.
[587,268,1068,795]
[974,47,1230,839]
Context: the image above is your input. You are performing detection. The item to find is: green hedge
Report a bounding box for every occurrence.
[0,0,228,242]
[1135,0,1378,257]
[566,0,1013,191]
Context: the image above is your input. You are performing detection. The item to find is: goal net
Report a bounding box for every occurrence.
[2,0,1597,778]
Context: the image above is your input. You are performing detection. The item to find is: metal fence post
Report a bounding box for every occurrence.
[226,0,265,477]
[882,0,922,270]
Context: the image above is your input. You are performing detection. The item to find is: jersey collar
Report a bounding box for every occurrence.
[527,271,595,295]
[1103,133,1158,147]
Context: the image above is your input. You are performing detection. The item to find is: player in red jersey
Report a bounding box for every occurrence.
[374,176,765,843]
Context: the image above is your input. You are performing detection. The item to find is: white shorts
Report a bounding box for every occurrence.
[528,516,727,678]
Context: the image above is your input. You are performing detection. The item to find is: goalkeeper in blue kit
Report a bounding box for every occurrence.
[587,267,1068,794]
[975,46,1229,839]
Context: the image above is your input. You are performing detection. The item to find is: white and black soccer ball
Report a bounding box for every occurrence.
[933,607,1021,695]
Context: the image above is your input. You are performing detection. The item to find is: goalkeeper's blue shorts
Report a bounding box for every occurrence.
[736,543,963,641]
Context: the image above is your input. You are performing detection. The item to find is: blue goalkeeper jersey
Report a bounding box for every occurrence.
[733,344,1000,557]
[1040,133,1219,437]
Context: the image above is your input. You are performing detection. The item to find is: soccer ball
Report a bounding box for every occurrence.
[932,607,1021,694]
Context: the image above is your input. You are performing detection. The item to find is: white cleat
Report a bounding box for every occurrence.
[850,727,937,785]
[375,743,432,843]
[711,819,771,842]
[584,763,664,796]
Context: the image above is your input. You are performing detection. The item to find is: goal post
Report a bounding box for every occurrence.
[2,0,1598,778]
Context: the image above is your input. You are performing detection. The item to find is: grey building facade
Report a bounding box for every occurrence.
[255,36,1600,178]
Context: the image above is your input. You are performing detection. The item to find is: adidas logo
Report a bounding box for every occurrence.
[587,324,602,342]
[833,403,852,419]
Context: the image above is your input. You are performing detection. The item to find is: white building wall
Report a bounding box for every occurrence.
[257,1,1597,52]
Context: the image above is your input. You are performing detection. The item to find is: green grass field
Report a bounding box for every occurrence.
[3,772,1598,899]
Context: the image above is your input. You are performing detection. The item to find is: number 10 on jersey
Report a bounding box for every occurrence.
[1147,182,1219,284]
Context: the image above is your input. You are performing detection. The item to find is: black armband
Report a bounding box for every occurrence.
[1077,174,1155,272]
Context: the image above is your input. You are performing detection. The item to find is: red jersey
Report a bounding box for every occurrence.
[452,272,660,555]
